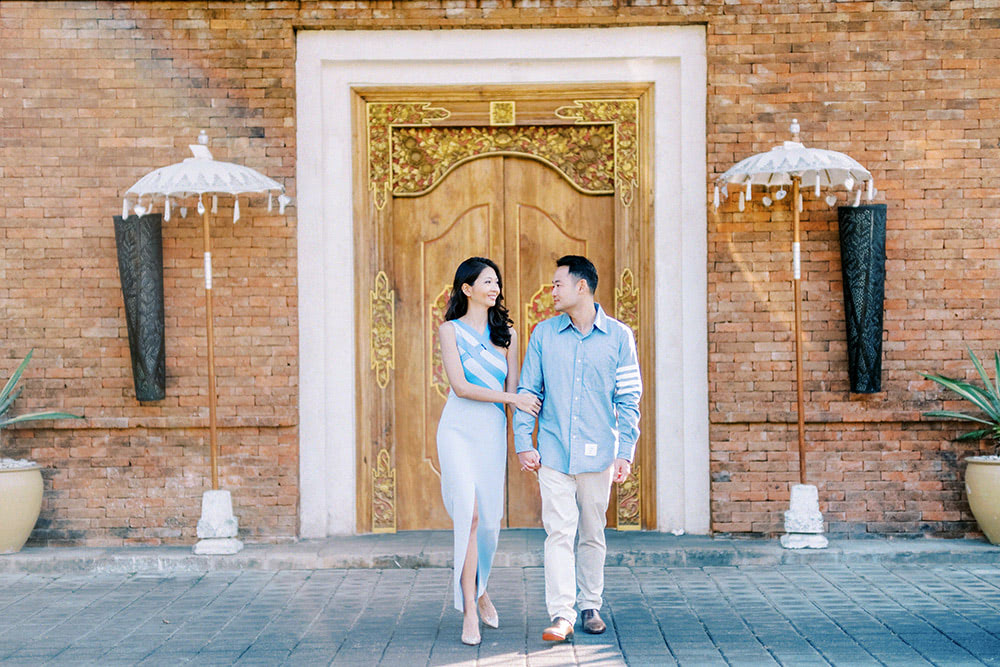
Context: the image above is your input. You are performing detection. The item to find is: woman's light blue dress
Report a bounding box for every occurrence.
[437,319,508,612]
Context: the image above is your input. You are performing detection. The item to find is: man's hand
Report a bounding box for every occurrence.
[613,458,632,483]
[518,449,541,472]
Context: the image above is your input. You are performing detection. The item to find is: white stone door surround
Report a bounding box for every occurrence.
[296,26,709,536]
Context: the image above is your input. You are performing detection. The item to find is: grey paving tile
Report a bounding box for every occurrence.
[0,556,999,665]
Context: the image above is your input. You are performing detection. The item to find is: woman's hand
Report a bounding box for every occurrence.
[512,392,541,416]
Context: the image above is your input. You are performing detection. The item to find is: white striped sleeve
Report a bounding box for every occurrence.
[613,325,642,461]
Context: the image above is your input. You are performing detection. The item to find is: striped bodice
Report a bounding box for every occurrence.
[451,319,508,414]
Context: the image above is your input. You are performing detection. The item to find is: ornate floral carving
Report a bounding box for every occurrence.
[391,125,615,198]
[555,99,639,207]
[525,283,557,336]
[615,268,639,348]
[370,271,395,389]
[367,102,451,209]
[490,101,515,126]
[617,463,641,530]
[429,284,451,399]
[372,448,397,533]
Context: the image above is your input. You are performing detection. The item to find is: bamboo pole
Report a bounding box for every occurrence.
[202,210,219,491]
[791,176,806,485]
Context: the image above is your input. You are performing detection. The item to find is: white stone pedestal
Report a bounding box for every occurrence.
[780,484,828,549]
[193,489,243,555]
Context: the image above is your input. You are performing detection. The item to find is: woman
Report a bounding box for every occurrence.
[437,257,541,646]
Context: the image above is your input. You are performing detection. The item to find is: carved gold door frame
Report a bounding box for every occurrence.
[353,84,656,532]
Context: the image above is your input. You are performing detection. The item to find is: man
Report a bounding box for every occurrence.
[514,255,642,642]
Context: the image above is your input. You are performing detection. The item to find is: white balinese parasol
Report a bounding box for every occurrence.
[715,119,873,486]
[123,131,290,492]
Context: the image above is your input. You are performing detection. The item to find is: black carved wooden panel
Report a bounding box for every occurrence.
[838,204,887,394]
[114,214,166,401]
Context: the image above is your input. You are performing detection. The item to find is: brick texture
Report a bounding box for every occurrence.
[1,0,997,543]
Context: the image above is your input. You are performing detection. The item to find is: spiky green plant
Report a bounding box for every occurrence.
[1,350,83,432]
[921,346,1000,452]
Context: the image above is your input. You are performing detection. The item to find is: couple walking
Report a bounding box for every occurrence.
[436,254,642,646]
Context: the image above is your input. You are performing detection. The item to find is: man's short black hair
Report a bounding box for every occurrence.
[556,255,598,294]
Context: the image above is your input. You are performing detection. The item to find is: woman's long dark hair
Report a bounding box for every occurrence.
[444,257,513,349]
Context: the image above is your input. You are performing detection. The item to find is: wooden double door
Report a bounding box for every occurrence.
[355,86,655,533]
[393,156,615,529]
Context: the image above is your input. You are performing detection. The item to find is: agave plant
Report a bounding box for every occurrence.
[1,349,82,433]
[921,346,1000,452]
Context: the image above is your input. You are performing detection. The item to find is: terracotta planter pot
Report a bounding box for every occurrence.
[965,456,1000,545]
[0,464,43,554]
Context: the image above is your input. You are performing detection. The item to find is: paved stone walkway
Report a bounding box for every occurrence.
[2,562,1000,665]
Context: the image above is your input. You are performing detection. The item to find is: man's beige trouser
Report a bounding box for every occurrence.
[537,463,614,625]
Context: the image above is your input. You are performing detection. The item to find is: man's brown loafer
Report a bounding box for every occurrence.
[581,609,606,634]
[542,617,574,641]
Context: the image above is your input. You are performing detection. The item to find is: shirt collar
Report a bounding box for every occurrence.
[556,303,608,334]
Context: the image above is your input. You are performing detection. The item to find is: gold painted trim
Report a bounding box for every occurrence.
[370,271,395,389]
[490,100,515,126]
[367,102,451,210]
[617,463,641,530]
[615,267,641,529]
[525,283,556,336]
[615,268,639,346]
[429,284,452,400]
[555,99,639,207]
[372,448,397,533]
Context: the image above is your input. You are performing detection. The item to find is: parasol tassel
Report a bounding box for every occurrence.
[233,197,240,224]
[164,198,171,222]
[814,173,820,197]
[738,191,745,212]
[853,188,862,207]
[180,207,188,219]
[844,175,855,191]
[721,184,728,199]
[211,195,218,214]
[122,199,129,219]
[278,194,290,214]
[268,192,273,212]
[745,179,751,202]
[197,195,205,216]
[867,178,874,201]
[713,185,719,210]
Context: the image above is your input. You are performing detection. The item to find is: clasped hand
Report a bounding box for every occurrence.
[512,391,541,416]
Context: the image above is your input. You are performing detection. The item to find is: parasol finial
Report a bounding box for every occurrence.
[197,130,209,146]
[789,118,800,141]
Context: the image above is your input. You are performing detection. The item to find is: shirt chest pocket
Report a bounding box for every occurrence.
[582,356,616,394]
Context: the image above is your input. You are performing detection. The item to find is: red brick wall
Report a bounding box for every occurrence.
[706,0,1000,538]
[1,1,996,543]
[1,1,299,545]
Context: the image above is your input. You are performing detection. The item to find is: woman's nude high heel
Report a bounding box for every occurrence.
[461,617,481,646]
[478,596,499,629]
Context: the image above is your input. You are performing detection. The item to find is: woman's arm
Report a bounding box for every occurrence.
[505,328,520,393]
[440,323,539,414]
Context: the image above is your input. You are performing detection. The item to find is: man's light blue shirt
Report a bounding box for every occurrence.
[514,304,642,475]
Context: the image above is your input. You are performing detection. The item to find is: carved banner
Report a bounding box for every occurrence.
[391,125,615,198]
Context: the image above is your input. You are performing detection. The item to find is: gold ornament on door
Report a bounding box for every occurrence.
[367,102,451,209]
[372,448,397,533]
[555,99,639,207]
[370,271,395,389]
